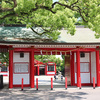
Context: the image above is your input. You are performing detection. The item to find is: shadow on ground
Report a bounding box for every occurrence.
[0,84,89,100]
[0,89,88,100]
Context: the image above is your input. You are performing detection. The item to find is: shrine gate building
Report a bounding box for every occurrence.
[0,25,100,88]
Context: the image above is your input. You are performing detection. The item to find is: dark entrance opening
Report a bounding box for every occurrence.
[39,67,45,75]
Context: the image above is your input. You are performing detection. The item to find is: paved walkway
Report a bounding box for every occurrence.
[3,75,65,88]
[35,75,65,87]
[0,87,100,100]
[1,76,100,100]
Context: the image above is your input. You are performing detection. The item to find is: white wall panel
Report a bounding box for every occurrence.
[75,73,90,83]
[74,53,90,84]
[74,53,89,62]
[13,53,29,62]
[81,73,90,83]
[47,72,55,74]
[80,53,89,62]
[91,52,97,83]
[75,73,77,83]
[13,52,30,85]
[13,74,30,84]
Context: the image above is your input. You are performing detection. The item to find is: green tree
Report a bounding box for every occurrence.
[0,52,9,66]
[0,0,100,39]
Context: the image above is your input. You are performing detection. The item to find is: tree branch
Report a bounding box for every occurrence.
[5,1,12,5]
[30,27,45,36]
[52,1,88,22]
[32,3,56,14]
[0,0,17,12]
[71,0,79,6]
[30,27,51,36]
[72,5,88,22]
[52,2,72,10]
[0,0,88,23]
[0,12,16,19]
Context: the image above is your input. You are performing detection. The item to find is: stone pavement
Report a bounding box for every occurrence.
[0,87,100,100]
[3,75,65,87]
[1,76,100,100]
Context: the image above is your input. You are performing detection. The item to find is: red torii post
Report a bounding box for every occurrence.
[9,46,13,88]
[76,50,80,87]
[30,47,34,88]
[37,62,39,76]
[96,50,100,87]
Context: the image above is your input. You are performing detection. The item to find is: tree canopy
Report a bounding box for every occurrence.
[0,0,100,39]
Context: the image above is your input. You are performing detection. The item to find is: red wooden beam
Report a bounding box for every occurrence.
[96,50,100,87]
[30,48,34,88]
[76,50,80,87]
[14,48,31,52]
[9,46,13,88]
[34,48,96,55]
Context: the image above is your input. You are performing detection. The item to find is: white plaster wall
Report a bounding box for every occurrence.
[74,53,89,62]
[13,52,30,85]
[47,72,55,74]
[91,52,97,83]
[81,73,90,83]
[13,74,30,84]
[13,53,29,62]
[75,53,90,83]
[75,73,90,83]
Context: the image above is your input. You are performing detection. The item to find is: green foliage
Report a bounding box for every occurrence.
[0,52,9,66]
[1,0,100,39]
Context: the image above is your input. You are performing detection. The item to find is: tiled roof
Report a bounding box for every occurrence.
[0,26,100,44]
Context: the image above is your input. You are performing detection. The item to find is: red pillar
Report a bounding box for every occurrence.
[9,47,13,88]
[30,48,34,88]
[76,50,80,87]
[96,50,100,87]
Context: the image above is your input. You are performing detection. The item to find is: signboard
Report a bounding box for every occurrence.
[14,63,29,73]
